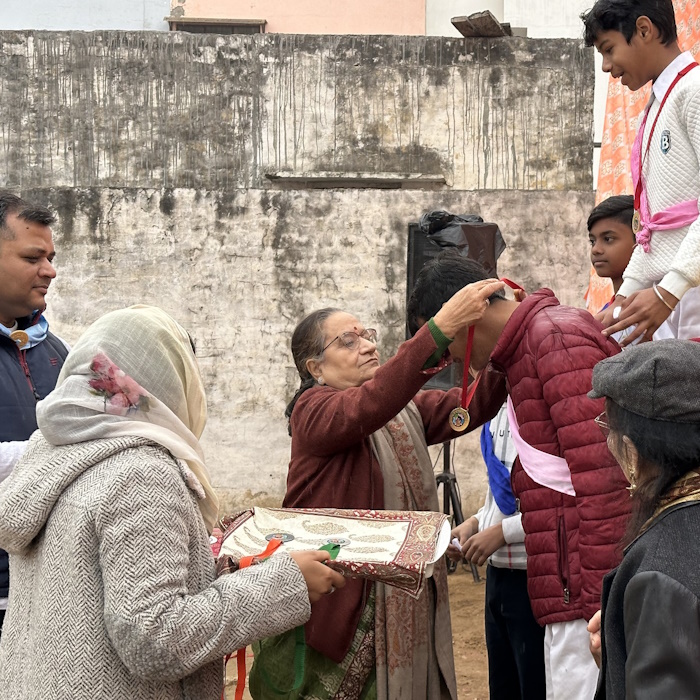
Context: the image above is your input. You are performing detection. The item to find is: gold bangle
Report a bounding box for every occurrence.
[652,283,676,312]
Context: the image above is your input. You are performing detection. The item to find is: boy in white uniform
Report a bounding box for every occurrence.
[583,0,700,344]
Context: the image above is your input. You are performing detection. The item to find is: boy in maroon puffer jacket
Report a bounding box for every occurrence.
[407,252,631,700]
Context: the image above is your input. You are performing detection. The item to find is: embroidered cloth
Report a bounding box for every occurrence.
[217,506,450,598]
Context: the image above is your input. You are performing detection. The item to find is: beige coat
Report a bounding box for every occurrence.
[0,435,310,700]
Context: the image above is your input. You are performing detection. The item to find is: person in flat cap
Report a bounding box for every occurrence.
[586,339,700,699]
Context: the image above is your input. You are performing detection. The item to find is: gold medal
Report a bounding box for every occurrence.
[631,209,641,234]
[10,330,29,349]
[449,407,470,433]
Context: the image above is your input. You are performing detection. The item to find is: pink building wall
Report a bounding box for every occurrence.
[171,0,426,34]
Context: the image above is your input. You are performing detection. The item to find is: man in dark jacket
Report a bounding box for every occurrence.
[0,191,68,635]
[407,252,631,700]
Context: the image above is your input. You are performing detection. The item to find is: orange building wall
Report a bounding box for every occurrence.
[171,0,426,35]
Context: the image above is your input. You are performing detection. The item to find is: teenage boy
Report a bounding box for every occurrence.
[583,0,700,345]
[407,252,631,700]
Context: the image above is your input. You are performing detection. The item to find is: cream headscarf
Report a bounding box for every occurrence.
[36,305,220,532]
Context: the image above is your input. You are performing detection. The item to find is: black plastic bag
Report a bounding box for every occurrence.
[418,210,506,277]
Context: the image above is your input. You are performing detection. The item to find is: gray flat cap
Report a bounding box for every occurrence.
[589,339,700,422]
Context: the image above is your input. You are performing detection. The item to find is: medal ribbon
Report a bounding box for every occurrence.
[457,326,482,412]
[633,62,699,245]
[451,278,524,432]
[500,278,524,292]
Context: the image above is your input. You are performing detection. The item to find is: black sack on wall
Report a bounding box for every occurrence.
[418,210,506,278]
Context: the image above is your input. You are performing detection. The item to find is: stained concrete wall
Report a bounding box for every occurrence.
[21,186,595,514]
[1,32,596,515]
[0,32,592,193]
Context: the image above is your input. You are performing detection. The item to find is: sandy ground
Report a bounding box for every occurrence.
[225,563,489,700]
[449,564,489,700]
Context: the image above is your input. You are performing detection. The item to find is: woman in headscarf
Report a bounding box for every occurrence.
[587,339,700,698]
[0,305,344,700]
[250,279,507,699]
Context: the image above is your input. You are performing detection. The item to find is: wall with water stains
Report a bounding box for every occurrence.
[18,186,595,513]
[1,32,595,514]
[0,32,592,191]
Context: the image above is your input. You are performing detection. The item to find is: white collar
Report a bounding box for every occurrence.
[653,51,696,101]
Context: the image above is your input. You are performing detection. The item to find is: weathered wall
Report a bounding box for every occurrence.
[22,186,595,514]
[1,31,596,516]
[0,32,592,192]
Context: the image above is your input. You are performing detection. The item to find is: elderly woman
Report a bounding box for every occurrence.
[250,280,506,699]
[587,340,700,699]
[0,305,344,700]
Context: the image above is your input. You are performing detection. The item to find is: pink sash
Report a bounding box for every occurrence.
[506,397,575,497]
[631,100,699,253]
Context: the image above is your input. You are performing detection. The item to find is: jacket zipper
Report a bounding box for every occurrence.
[16,346,41,401]
[557,514,571,604]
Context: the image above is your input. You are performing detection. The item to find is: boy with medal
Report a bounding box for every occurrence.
[583,0,700,344]
[407,253,630,700]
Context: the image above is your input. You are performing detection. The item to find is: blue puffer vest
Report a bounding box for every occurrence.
[0,319,68,598]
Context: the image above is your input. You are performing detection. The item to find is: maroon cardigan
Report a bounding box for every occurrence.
[284,323,506,661]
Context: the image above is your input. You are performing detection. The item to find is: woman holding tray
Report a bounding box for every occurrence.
[0,306,344,700]
[250,279,506,699]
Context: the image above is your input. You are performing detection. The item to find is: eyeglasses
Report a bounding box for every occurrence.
[322,328,378,352]
[594,412,610,438]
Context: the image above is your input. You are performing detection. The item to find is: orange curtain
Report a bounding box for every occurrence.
[586,0,700,313]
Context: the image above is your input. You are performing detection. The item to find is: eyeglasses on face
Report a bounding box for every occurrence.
[322,328,378,352]
[594,411,610,438]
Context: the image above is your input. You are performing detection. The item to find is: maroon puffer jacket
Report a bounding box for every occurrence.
[489,289,631,625]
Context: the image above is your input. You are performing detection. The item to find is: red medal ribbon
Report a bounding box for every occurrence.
[500,277,525,292]
[634,62,699,214]
[449,325,482,433]
[459,326,482,409]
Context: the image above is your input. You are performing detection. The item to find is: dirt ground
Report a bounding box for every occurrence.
[448,564,489,700]
[225,563,489,700]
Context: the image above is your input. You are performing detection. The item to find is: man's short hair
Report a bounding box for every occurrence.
[587,194,635,233]
[581,0,677,47]
[406,250,505,335]
[0,190,56,241]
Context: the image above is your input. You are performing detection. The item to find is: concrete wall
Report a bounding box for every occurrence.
[0,31,596,515]
[171,0,425,35]
[1,0,170,31]
[25,186,595,514]
[0,32,593,193]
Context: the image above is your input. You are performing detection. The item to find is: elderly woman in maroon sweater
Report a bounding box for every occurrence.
[249,279,506,700]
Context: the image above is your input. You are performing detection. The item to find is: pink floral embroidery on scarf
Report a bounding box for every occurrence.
[89,353,150,415]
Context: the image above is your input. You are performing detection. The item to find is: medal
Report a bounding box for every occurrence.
[631,209,641,234]
[449,407,470,432]
[10,330,29,349]
[450,325,483,433]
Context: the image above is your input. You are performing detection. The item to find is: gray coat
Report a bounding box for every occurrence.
[595,500,700,699]
[0,434,310,700]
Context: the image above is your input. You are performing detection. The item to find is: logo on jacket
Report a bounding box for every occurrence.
[660,129,671,154]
